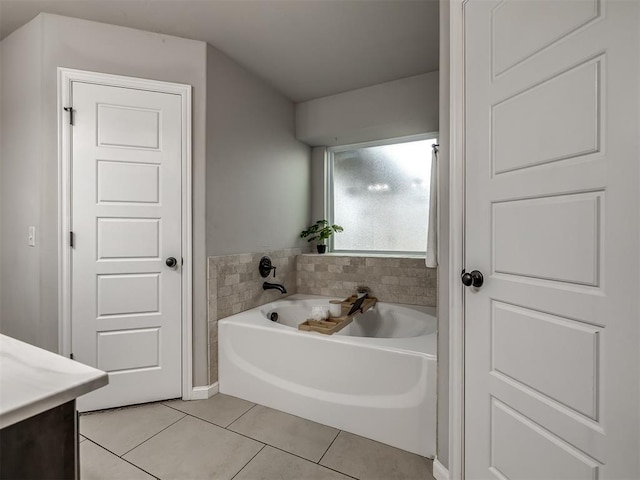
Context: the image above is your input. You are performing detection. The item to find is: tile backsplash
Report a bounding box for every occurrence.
[207,251,436,384]
[296,254,436,306]
[208,248,301,323]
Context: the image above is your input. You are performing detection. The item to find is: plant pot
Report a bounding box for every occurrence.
[316,244,327,254]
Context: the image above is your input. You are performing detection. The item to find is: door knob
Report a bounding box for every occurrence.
[461,269,484,288]
[166,257,178,268]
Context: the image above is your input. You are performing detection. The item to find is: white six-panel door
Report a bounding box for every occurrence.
[464,0,639,478]
[70,81,183,411]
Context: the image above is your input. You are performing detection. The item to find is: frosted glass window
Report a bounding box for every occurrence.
[329,138,435,254]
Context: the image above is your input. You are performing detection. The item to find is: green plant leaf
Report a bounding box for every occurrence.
[300,219,344,244]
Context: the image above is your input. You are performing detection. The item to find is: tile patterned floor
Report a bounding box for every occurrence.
[80,394,435,480]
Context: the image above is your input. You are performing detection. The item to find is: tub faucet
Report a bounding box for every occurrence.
[356,285,370,298]
[263,281,287,294]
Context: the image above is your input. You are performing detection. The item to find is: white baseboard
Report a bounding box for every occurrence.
[433,458,450,480]
[191,382,219,400]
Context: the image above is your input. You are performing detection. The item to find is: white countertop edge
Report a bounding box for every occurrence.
[0,334,109,429]
[0,374,108,429]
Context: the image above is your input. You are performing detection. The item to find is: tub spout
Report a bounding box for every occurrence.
[263,281,287,294]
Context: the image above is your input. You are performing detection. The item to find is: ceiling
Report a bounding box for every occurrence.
[0,0,439,102]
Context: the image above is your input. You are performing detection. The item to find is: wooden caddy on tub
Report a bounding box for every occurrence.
[298,295,377,335]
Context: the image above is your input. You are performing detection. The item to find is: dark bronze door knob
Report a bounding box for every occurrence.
[166,257,178,268]
[461,269,484,288]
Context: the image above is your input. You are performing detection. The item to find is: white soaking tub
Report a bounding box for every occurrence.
[218,294,436,457]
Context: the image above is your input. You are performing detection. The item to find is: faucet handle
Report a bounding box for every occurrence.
[259,256,277,278]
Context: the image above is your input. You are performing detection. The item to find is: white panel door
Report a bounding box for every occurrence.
[464,1,639,478]
[71,81,183,411]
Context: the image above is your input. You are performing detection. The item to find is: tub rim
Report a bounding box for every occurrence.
[218,293,437,358]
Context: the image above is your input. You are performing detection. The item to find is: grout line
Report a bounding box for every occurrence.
[119,413,187,457]
[82,439,160,480]
[229,444,267,480]
[316,432,363,479]
[81,399,178,417]
[320,464,359,480]
[166,405,253,433]
[159,399,255,429]
[196,415,273,446]
[318,429,341,464]
[117,453,161,479]
[161,402,196,417]
[160,402,184,413]
[225,402,258,429]
[221,423,322,465]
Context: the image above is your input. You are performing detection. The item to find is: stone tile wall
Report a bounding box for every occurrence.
[296,254,436,306]
[207,248,303,384]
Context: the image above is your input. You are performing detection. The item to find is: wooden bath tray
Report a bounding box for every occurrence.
[298,295,377,335]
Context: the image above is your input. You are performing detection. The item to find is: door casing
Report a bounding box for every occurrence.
[57,67,194,401]
[444,1,466,479]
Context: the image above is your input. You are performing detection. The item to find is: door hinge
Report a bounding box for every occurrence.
[70,353,74,360]
[63,106,74,125]
[70,231,75,248]
[181,257,184,266]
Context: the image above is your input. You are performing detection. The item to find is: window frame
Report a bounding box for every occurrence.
[325,132,439,256]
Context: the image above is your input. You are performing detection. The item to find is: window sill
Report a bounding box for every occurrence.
[299,252,425,260]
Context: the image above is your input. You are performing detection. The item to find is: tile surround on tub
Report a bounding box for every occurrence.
[296,254,436,307]
[208,248,302,322]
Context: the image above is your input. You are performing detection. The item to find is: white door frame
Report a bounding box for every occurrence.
[57,68,194,401]
[447,1,466,479]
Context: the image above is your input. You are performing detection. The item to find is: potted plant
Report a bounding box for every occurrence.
[300,220,344,254]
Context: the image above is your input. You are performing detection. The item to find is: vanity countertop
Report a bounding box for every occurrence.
[0,334,108,429]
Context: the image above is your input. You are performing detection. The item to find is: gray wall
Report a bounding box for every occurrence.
[0,13,210,386]
[205,44,310,256]
[437,0,451,469]
[0,18,46,347]
[296,72,439,147]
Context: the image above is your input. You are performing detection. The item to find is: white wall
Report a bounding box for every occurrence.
[296,72,439,147]
[309,147,326,222]
[0,13,210,386]
[0,17,46,347]
[206,45,310,256]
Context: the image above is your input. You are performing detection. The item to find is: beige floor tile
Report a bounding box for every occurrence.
[163,393,254,427]
[234,446,351,480]
[228,405,339,462]
[79,435,87,443]
[320,431,434,480]
[80,440,154,480]
[80,402,185,455]
[123,415,264,480]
